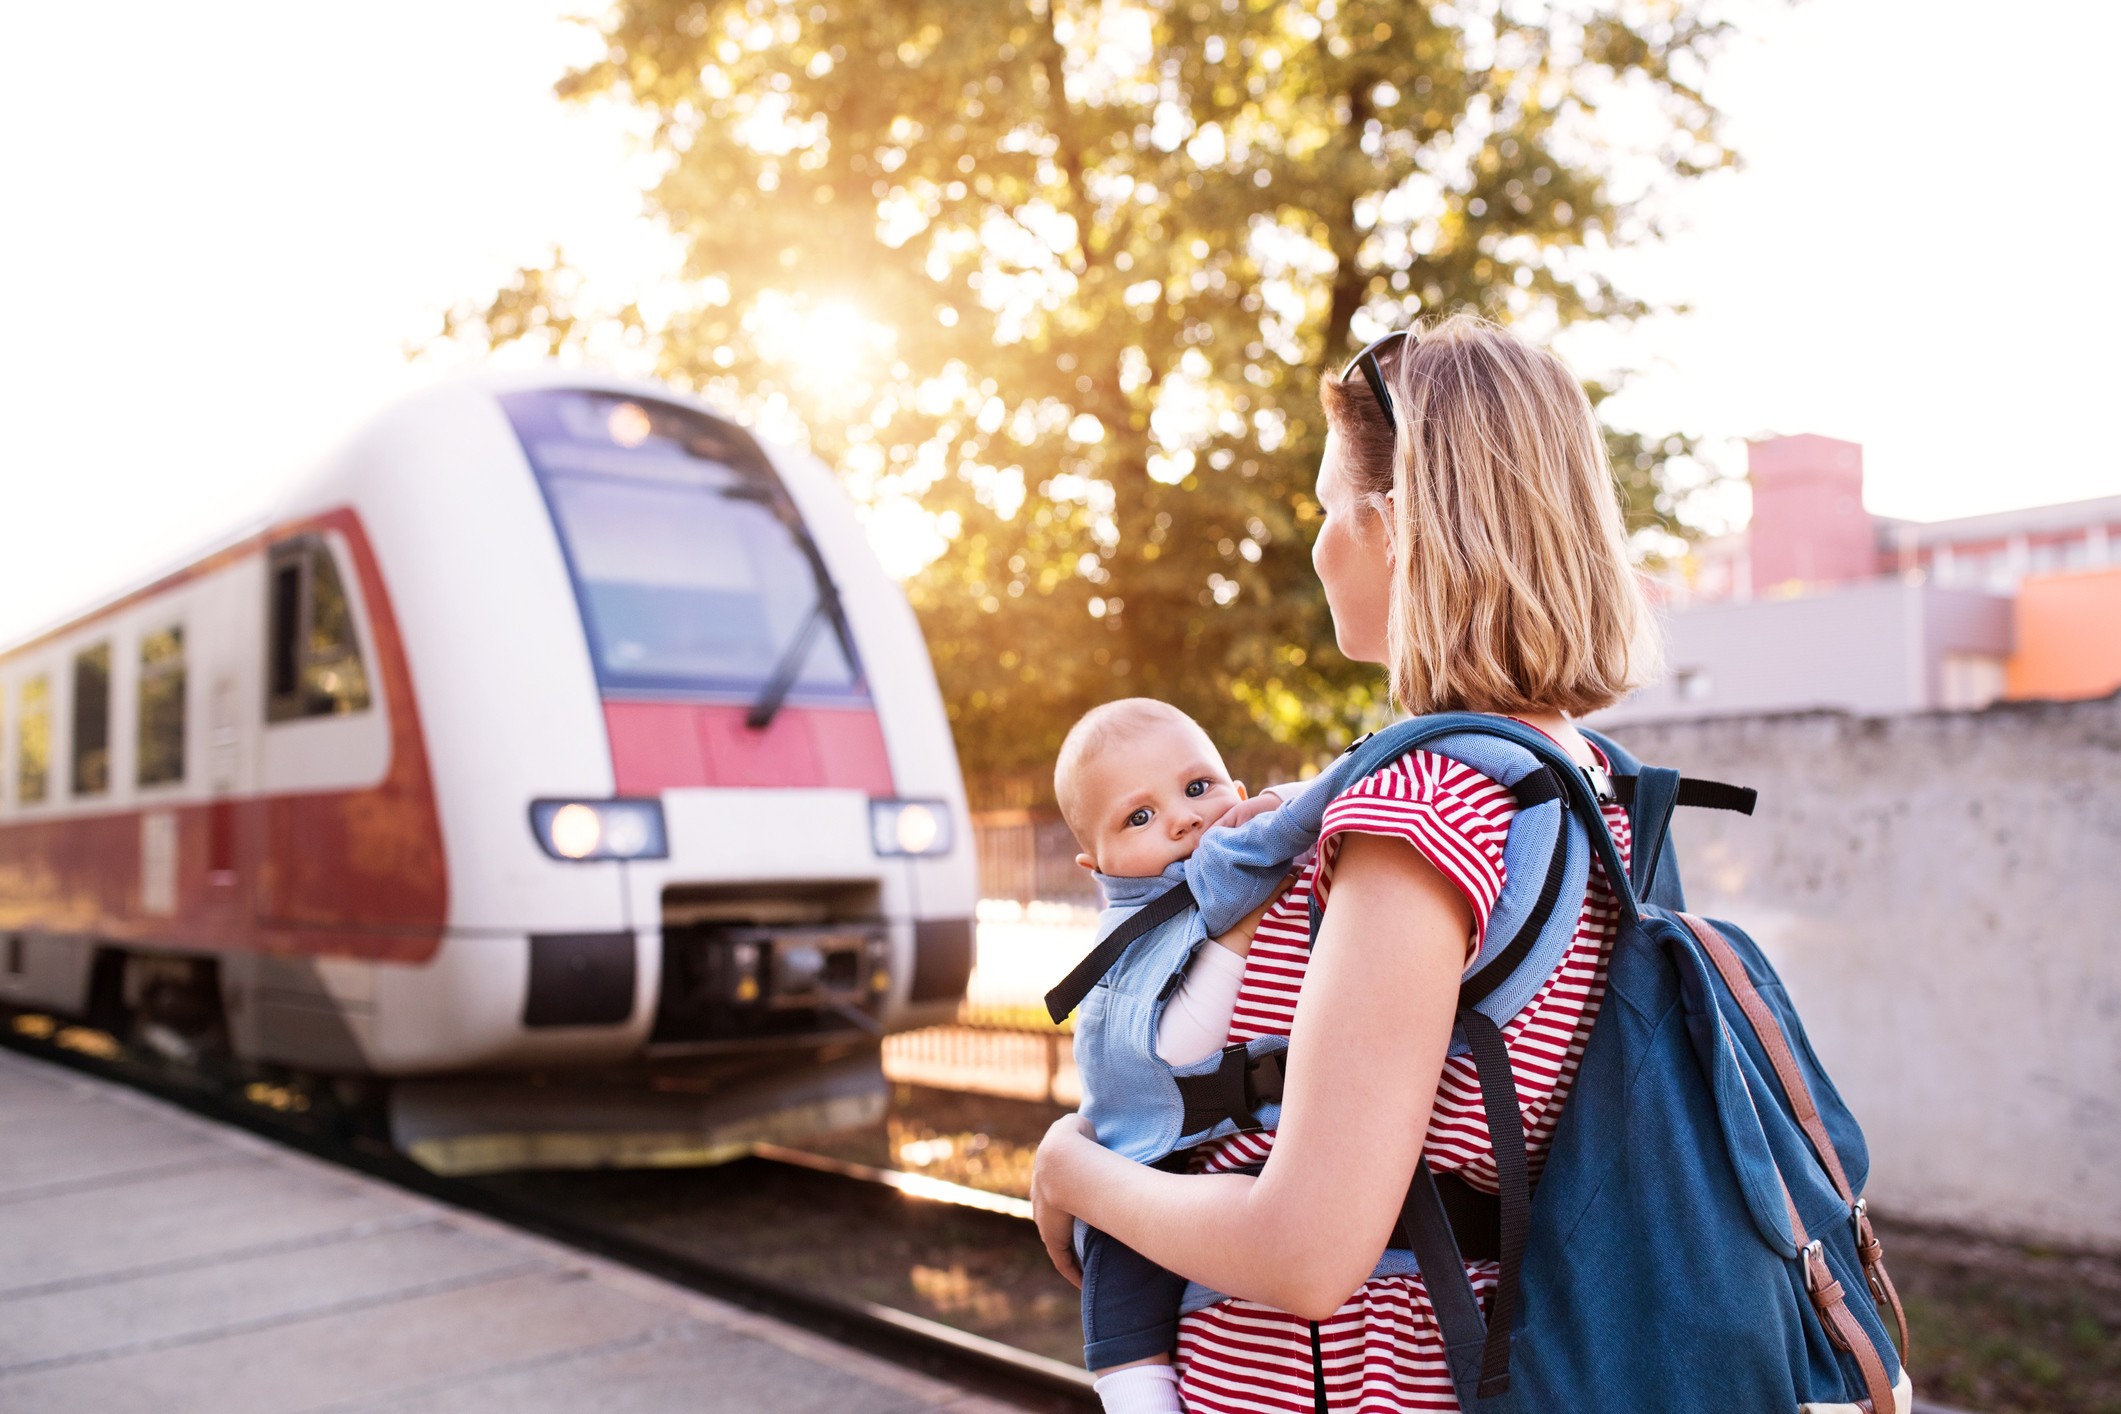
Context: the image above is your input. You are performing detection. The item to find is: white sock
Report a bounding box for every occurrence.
[1094,1362,1183,1414]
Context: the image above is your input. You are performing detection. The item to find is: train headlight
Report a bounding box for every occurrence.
[529,799,669,861]
[869,799,953,857]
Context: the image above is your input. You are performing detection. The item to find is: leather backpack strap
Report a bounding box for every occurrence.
[1676,914,1855,1200]
[1717,1016,1901,1414]
[1680,913,1911,1376]
[1802,1235,1902,1414]
[1855,1199,1912,1360]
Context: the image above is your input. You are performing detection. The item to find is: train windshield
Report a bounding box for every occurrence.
[501,390,862,701]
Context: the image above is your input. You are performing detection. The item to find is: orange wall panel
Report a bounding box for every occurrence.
[2006,565,2121,701]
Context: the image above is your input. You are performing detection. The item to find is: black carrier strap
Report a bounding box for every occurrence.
[1398,1160,1496,1407]
[1429,1170,1503,1261]
[1043,879,1197,1023]
[1395,1012,1531,1408]
[1506,765,1564,808]
[1612,773,1757,816]
[1463,1010,1531,1398]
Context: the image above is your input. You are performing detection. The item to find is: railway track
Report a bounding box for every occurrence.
[0,1011,1096,1414]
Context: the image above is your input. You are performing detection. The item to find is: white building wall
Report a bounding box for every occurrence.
[1603,582,2012,724]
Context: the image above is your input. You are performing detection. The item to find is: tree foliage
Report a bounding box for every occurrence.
[444,0,1732,797]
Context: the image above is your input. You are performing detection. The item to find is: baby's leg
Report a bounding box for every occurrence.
[1079,1226,1187,1412]
[1094,1360,1180,1413]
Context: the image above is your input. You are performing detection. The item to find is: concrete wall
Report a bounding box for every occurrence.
[1606,694,2121,1250]
[1603,581,2013,723]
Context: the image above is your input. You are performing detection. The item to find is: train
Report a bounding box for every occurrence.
[0,372,977,1172]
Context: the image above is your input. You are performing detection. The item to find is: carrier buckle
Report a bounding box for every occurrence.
[1176,1042,1272,1135]
[1244,1047,1285,1112]
[1579,763,1617,804]
[1221,1042,1264,1132]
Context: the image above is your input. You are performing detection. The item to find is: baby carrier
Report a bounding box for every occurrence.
[1046,713,1909,1414]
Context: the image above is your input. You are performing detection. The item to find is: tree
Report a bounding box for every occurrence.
[440,0,1731,796]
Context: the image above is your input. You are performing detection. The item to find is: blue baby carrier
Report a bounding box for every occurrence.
[1046,714,1909,1413]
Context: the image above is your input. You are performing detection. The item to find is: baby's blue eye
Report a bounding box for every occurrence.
[1127,807,1152,828]
[1186,779,1209,798]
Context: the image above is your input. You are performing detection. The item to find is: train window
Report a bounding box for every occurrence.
[72,643,111,797]
[269,558,302,701]
[502,390,865,700]
[137,625,186,787]
[266,540,373,722]
[15,678,48,804]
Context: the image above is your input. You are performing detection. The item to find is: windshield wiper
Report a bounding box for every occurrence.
[738,487,857,730]
[747,602,828,729]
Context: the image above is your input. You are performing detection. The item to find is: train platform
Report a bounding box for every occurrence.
[0,1046,1025,1413]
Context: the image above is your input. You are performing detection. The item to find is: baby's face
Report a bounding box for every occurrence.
[1071,720,1244,878]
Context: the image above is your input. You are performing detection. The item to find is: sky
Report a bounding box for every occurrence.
[2,0,2117,645]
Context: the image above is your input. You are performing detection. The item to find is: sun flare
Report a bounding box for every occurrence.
[749,294,896,398]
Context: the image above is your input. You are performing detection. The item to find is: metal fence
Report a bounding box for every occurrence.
[880,897,1097,1106]
[971,811,1101,907]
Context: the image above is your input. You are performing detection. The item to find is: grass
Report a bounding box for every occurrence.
[1882,1218,2121,1414]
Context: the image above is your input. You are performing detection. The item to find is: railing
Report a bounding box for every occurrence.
[972,811,1101,907]
[882,898,1098,1106]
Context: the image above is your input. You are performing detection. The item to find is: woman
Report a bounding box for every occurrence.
[1031,314,1658,1412]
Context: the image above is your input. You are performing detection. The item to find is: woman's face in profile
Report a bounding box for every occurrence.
[1312,432,1393,665]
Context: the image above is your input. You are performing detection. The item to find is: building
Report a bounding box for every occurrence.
[1601,435,2121,723]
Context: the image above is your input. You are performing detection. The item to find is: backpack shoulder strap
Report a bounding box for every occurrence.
[1581,727,1755,909]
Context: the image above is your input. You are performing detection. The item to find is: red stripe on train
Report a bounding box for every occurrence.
[603,700,895,796]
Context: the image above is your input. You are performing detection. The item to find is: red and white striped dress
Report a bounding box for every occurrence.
[1174,744,1633,1413]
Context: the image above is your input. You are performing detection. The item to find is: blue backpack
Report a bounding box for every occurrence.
[1051,713,1911,1413]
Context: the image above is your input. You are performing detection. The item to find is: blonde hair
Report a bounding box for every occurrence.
[1319,314,1658,716]
[1054,698,1218,848]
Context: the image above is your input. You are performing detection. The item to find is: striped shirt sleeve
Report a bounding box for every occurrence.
[1313,750,1515,955]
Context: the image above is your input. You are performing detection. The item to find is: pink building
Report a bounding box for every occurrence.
[1692,435,2121,605]
[1606,435,2121,723]
[1748,434,1875,593]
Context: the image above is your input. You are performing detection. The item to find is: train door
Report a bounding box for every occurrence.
[201,672,249,932]
[255,532,394,931]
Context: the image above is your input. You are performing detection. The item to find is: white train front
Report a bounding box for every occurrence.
[0,372,977,1170]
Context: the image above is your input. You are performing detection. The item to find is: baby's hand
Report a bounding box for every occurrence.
[1211,787,1286,832]
[1212,870,1295,958]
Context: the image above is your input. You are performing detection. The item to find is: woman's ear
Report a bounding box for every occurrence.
[1383,487,1399,569]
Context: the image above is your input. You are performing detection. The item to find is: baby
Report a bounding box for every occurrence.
[1053,698,1304,1414]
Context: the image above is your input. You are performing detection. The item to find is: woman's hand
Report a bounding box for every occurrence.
[1031,1112,1097,1287]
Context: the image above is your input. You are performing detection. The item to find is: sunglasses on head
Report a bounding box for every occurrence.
[1340,329,1412,425]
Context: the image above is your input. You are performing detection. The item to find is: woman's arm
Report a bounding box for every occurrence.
[1032,830,1470,1320]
